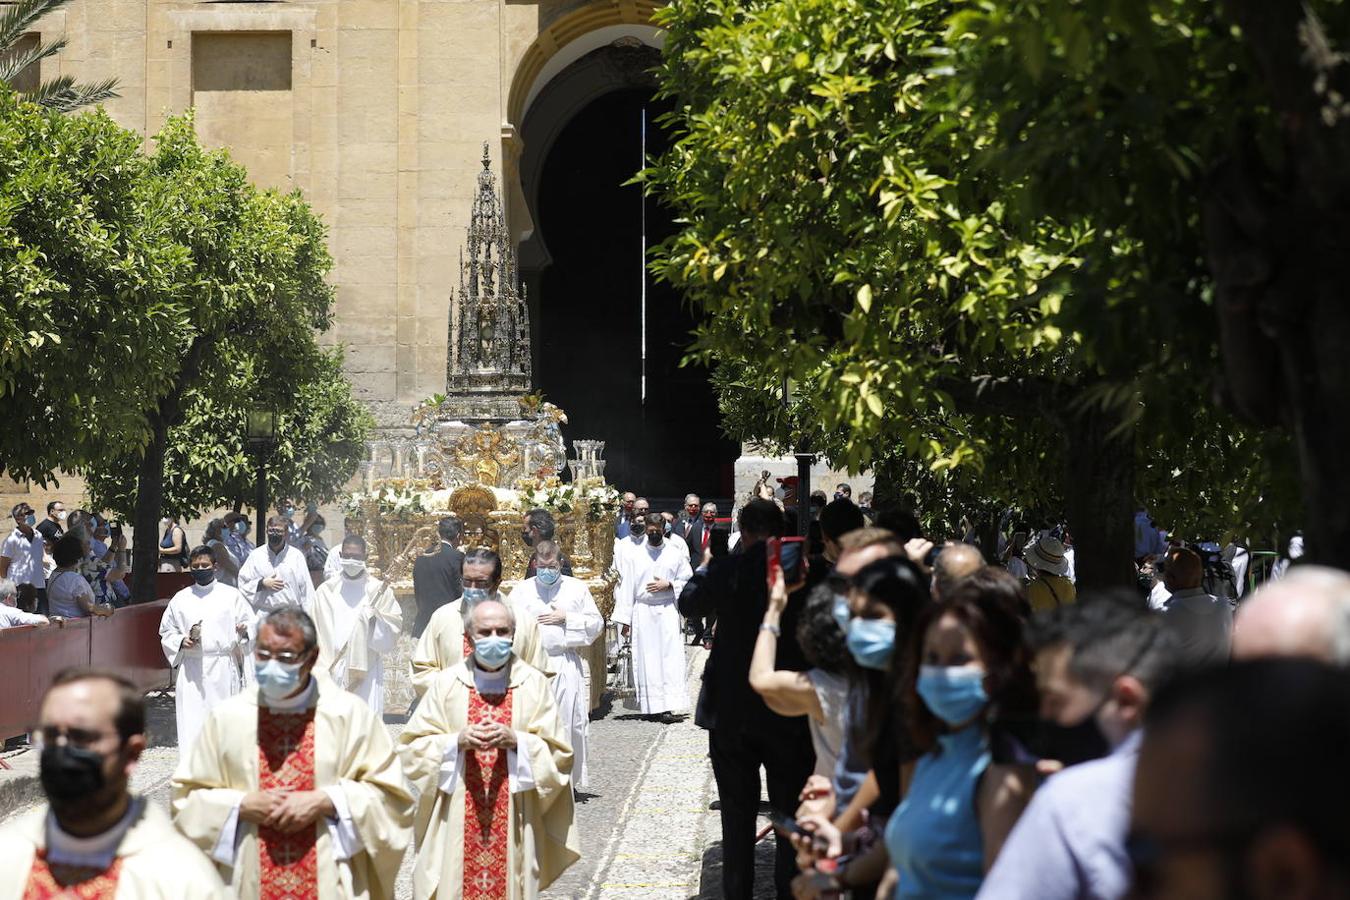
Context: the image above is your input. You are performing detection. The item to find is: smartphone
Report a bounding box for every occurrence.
[768,810,805,838]
[709,529,730,558]
[767,536,808,589]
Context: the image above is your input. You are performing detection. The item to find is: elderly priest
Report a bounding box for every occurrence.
[172,608,413,899]
[399,598,580,899]
[411,548,550,698]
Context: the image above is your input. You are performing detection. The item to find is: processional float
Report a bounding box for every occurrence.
[347,144,623,712]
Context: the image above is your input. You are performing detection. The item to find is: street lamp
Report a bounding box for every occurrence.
[246,409,278,546]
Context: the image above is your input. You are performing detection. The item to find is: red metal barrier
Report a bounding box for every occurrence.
[0,600,170,740]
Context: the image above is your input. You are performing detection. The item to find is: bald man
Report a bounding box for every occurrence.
[932,543,984,601]
[1158,547,1232,667]
[1232,566,1350,663]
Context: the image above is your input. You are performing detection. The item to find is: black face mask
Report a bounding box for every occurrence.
[267,533,285,549]
[521,530,534,547]
[647,532,662,546]
[41,743,108,804]
[190,569,215,586]
[1030,713,1113,767]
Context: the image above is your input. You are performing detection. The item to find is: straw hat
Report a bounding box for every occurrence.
[1026,534,1070,577]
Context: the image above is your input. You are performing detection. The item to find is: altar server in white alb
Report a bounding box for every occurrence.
[159,545,254,755]
[508,539,604,787]
[612,513,692,716]
[313,533,403,718]
[238,514,315,620]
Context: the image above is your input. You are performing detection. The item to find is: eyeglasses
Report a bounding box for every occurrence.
[35,725,119,750]
[254,648,307,664]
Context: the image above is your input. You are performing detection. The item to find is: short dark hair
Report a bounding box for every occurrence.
[437,516,463,542]
[1146,660,1350,868]
[874,507,923,541]
[222,511,247,527]
[189,544,217,565]
[1029,594,1175,693]
[261,608,318,653]
[836,483,852,497]
[46,501,61,515]
[798,582,853,675]
[266,514,289,528]
[52,533,83,568]
[643,512,665,529]
[738,499,785,539]
[525,508,557,540]
[820,498,865,543]
[463,547,503,584]
[341,533,368,554]
[48,668,145,742]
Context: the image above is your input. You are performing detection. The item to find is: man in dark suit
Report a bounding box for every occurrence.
[681,501,721,645]
[412,516,464,637]
[523,508,573,578]
[678,499,815,900]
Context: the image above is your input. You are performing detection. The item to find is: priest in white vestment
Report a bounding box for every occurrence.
[172,608,414,900]
[238,515,316,621]
[611,513,693,716]
[159,546,254,755]
[398,598,580,899]
[0,669,226,899]
[313,534,403,717]
[506,541,604,788]
[412,548,549,698]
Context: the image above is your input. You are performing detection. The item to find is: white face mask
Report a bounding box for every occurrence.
[340,558,367,578]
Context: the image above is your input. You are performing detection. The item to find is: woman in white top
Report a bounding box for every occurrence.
[48,534,113,619]
[750,571,852,810]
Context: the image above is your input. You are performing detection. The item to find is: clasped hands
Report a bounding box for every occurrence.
[239,789,336,833]
[458,721,516,752]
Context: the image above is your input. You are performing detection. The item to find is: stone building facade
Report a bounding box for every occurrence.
[25,0,664,428]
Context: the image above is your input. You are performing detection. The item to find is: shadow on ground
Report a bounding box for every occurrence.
[695,837,779,899]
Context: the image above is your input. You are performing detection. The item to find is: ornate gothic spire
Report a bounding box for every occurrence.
[447,142,531,402]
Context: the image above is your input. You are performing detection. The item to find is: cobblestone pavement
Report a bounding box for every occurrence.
[0,646,787,899]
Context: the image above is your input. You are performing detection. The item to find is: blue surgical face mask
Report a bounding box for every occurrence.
[473,635,513,670]
[24,514,35,527]
[846,618,896,670]
[536,567,561,587]
[917,664,989,726]
[255,658,304,701]
[831,594,852,632]
[462,587,490,605]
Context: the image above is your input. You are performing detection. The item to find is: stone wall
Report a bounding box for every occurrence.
[24,0,664,430]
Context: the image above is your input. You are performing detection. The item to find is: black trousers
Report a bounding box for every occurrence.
[709,725,816,900]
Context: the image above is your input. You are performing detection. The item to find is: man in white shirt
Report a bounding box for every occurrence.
[0,578,52,627]
[612,513,693,717]
[0,503,47,613]
[508,541,604,787]
[237,515,315,623]
[1158,546,1231,667]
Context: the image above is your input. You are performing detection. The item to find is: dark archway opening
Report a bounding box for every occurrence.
[533,88,737,498]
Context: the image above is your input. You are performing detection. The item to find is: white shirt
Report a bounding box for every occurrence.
[1,527,45,588]
[0,604,46,627]
[238,542,315,615]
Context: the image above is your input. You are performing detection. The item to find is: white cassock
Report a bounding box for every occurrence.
[313,572,403,718]
[508,575,604,788]
[159,580,255,755]
[237,542,315,622]
[611,538,692,714]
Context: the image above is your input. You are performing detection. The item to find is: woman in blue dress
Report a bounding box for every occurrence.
[882,572,1038,899]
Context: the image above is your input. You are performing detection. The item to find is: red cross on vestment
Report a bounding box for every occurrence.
[256,707,319,900]
[462,685,512,900]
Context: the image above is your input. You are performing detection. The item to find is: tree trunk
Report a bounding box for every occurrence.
[130,420,168,603]
[1062,404,1136,591]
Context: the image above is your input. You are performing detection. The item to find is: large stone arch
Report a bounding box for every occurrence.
[500,0,663,255]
